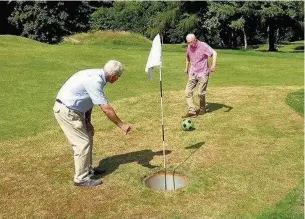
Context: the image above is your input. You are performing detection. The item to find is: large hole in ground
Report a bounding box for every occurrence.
[144,172,189,191]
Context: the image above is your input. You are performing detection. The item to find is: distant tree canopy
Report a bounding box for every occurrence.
[90,1,304,50]
[8,1,110,44]
[0,2,17,34]
[90,1,206,44]
[5,1,304,50]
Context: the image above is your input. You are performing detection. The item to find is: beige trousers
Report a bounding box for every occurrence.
[185,75,209,113]
[53,102,93,183]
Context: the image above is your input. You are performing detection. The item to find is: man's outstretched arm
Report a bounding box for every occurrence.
[100,104,131,134]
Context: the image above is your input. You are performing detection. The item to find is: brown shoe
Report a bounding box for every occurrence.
[182,112,197,118]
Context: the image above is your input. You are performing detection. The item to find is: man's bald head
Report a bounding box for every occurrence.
[186,34,196,43]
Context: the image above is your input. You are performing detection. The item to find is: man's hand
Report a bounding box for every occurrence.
[120,123,132,135]
[210,65,216,72]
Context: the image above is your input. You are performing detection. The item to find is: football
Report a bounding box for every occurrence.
[181,119,194,131]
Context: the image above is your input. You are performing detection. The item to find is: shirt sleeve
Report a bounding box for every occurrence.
[202,42,215,57]
[84,79,108,106]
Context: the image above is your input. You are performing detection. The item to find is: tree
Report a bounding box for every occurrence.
[204,2,261,49]
[8,1,303,47]
[0,1,18,34]
[145,2,180,39]
[90,1,204,43]
[202,1,303,50]
[259,1,304,51]
[89,1,304,48]
[204,2,239,47]
[8,1,106,43]
[142,2,203,43]
[230,17,247,49]
[91,1,155,35]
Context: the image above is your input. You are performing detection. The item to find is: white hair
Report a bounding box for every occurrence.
[186,34,196,43]
[104,60,124,77]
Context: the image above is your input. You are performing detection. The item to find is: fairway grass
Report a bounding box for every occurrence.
[0,35,303,141]
[62,30,151,46]
[286,89,304,116]
[0,34,303,218]
[0,86,303,219]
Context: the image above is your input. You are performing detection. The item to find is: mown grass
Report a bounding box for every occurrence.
[0,32,303,218]
[257,178,304,219]
[62,30,151,46]
[0,87,303,219]
[255,40,304,53]
[0,34,303,141]
[256,89,304,219]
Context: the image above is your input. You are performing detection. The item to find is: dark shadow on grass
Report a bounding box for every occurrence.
[95,149,172,178]
[185,141,205,149]
[294,45,304,51]
[173,142,205,173]
[206,102,233,113]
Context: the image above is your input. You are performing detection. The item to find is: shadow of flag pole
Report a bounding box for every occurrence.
[145,33,167,190]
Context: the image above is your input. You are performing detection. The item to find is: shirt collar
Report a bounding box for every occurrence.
[190,41,199,49]
[100,69,107,84]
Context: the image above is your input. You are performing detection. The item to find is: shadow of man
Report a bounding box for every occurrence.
[96,150,172,178]
[206,102,233,113]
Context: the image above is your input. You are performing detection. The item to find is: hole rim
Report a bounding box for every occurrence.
[143,171,189,191]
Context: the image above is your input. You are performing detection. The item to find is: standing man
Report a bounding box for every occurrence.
[53,60,132,187]
[182,33,217,118]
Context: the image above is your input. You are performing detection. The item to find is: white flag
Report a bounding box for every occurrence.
[145,34,162,79]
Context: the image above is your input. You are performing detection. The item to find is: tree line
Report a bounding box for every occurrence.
[1,1,303,51]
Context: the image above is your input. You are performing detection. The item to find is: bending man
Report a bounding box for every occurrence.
[53,60,131,187]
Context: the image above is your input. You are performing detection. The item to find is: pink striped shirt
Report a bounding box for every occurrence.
[186,41,215,77]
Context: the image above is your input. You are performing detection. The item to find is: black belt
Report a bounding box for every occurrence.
[56,99,63,104]
[56,99,84,116]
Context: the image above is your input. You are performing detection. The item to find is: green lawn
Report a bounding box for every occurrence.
[0,35,303,141]
[255,40,304,53]
[0,33,303,218]
[286,89,304,116]
[257,178,304,219]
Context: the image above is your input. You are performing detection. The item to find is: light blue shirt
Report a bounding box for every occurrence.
[56,69,108,113]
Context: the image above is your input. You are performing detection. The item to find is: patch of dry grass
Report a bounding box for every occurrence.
[0,86,303,219]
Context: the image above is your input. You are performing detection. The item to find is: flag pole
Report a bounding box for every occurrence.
[144,33,167,190]
[159,33,167,190]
